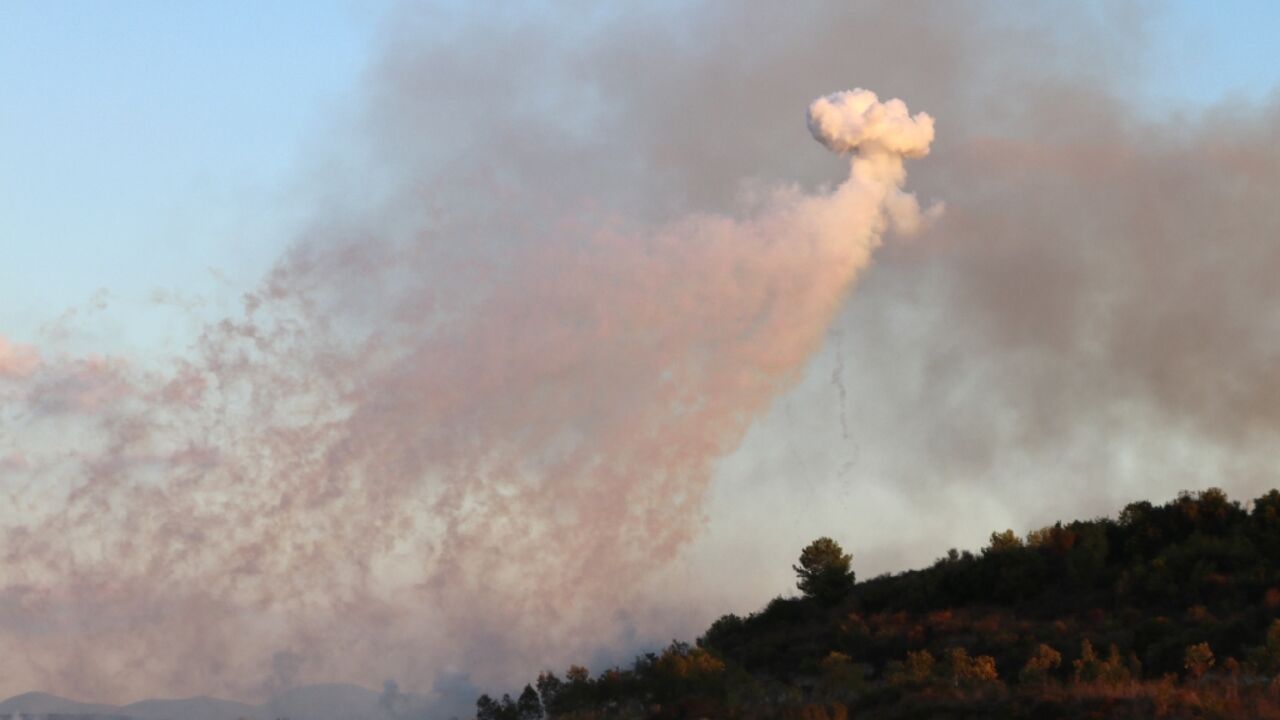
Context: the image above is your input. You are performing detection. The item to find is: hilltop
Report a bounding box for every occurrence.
[477,488,1280,719]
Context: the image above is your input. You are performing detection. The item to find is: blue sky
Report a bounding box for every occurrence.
[1147,0,1280,106]
[0,0,387,347]
[1,1,1278,350]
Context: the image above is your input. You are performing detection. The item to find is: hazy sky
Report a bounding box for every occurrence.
[2,1,1280,714]
[1,1,381,349]
[2,1,1278,344]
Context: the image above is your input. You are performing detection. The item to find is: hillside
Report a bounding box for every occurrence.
[0,692,131,718]
[477,488,1280,719]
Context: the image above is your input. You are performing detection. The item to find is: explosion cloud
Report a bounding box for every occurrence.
[807,90,935,159]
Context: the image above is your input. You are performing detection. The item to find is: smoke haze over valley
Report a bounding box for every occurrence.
[2,2,1280,717]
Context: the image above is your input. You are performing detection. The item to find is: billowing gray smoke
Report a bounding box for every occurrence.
[0,2,1278,714]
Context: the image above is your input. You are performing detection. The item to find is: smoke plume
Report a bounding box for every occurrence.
[3,2,1279,712]
[0,82,933,704]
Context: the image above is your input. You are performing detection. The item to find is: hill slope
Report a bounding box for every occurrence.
[479,488,1280,719]
[0,691,130,717]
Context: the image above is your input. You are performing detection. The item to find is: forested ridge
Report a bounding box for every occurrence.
[475,488,1280,719]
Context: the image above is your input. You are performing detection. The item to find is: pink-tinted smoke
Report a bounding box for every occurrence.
[0,90,934,703]
[0,336,39,379]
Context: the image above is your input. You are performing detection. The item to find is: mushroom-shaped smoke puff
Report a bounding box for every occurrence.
[808,89,935,158]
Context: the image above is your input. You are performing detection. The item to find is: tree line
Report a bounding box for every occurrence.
[477,488,1280,719]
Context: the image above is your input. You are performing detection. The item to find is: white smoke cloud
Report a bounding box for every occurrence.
[807,89,941,236]
[807,89,935,159]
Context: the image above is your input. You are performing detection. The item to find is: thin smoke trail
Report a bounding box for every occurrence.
[830,328,851,442]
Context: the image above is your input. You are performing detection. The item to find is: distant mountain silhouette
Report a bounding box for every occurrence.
[0,684,407,720]
[122,696,261,720]
[0,691,129,717]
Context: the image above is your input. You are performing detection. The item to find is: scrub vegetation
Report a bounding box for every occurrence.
[477,488,1280,719]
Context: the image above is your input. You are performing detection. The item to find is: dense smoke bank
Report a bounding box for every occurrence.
[2,2,1278,713]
